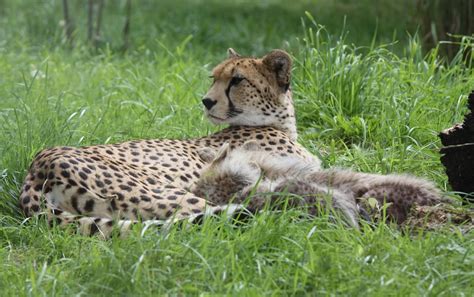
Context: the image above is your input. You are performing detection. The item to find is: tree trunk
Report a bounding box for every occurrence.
[62,0,74,46]
[417,0,474,59]
[122,0,131,51]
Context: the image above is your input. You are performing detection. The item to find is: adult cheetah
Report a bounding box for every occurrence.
[19,49,319,237]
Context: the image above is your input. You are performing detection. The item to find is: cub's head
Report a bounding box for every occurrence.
[192,142,263,202]
[202,48,297,140]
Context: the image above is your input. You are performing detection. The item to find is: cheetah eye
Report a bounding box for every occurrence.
[230,76,244,86]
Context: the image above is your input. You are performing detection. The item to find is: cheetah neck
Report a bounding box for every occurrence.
[277,91,298,141]
[228,91,298,141]
[265,91,298,141]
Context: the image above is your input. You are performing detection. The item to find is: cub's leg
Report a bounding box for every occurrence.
[238,179,359,228]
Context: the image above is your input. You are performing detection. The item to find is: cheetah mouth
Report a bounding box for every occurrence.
[207,113,229,122]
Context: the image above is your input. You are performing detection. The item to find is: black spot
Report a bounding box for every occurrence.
[84,199,95,212]
[167,195,177,200]
[180,176,189,182]
[60,162,70,169]
[130,197,140,204]
[140,195,151,202]
[34,184,43,191]
[22,196,31,205]
[119,185,132,192]
[95,180,105,188]
[146,178,156,185]
[61,170,70,178]
[110,199,118,210]
[79,172,88,180]
[187,198,199,205]
[192,214,205,225]
[71,196,81,214]
[89,223,99,235]
[116,192,125,200]
[256,134,264,140]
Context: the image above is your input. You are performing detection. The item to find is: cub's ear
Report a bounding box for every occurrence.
[197,147,217,163]
[262,49,292,92]
[227,48,241,59]
[242,140,261,152]
[212,142,231,164]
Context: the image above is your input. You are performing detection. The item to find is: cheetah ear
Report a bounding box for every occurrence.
[212,143,231,164]
[197,147,217,163]
[227,48,241,59]
[262,49,292,92]
[248,161,261,172]
[242,140,260,151]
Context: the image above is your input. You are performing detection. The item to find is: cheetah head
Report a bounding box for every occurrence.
[202,49,297,140]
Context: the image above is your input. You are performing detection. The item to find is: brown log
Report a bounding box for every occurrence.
[439,90,474,203]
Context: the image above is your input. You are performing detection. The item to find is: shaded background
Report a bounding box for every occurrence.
[0,0,472,57]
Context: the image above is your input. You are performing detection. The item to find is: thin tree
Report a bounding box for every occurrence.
[94,0,104,47]
[87,0,94,43]
[122,0,131,51]
[62,0,74,46]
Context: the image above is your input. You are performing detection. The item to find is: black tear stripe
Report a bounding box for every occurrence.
[225,80,244,118]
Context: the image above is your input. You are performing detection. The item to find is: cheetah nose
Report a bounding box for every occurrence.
[202,98,217,110]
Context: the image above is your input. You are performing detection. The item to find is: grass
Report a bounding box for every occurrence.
[0,0,473,295]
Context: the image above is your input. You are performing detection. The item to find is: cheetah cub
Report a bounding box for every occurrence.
[193,141,445,225]
[193,142,360,228]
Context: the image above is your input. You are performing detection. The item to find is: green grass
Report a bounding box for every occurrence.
[0,0,473,295]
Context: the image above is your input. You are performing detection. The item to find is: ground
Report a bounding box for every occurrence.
[0,0,473,295]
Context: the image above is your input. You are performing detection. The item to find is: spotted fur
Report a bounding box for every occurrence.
[19,49,319,236]
[193,141,445,226]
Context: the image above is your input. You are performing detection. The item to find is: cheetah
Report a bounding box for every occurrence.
[19,48,320,237]
[193,141,445,226]
[193,142,360,227]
